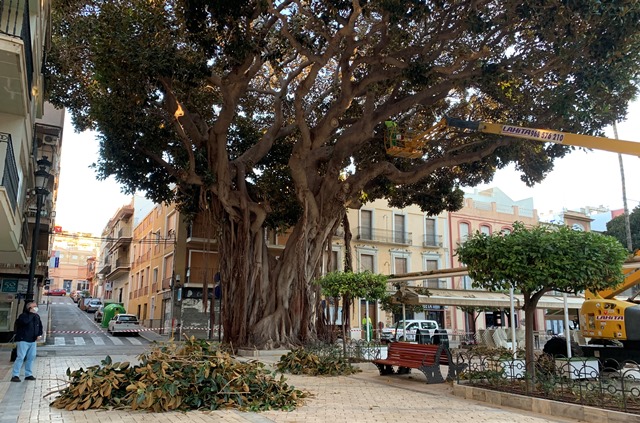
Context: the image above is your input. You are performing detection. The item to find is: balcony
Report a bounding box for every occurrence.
[422,279,446,289]
[356,227,412,245]
[187,221,217,248]
[0,0,34,117]
[106,259,130,280]
[0,133,27,264]
[423,234,443,248]
[109,228,132,252]
[187,267,219,284]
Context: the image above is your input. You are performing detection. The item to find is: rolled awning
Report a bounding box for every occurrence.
[391,288,584,310]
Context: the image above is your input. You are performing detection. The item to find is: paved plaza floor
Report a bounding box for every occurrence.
[0,345,586,423]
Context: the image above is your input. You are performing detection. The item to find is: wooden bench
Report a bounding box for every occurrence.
[372,342,466,384]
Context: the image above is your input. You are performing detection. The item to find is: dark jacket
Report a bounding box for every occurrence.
[14,311,43,342]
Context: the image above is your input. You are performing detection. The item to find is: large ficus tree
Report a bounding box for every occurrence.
[456,223,628,375]
[47,0,640,348]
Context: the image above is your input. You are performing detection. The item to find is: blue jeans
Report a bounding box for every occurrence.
[12,341,37,378]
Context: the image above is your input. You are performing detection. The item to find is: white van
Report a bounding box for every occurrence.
[380,320,439,343]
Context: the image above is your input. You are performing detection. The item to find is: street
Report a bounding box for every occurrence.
[39,296,151,357]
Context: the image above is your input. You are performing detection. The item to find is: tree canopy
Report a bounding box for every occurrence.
[605,206,640,252]
[456,222,628,372]
[47,0,640,348]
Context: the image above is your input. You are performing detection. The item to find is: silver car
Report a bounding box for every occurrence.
[85,299,102,313]
[380,320,439,343]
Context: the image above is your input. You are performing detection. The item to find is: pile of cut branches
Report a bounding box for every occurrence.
[277,347,361,376]
[49,338,308,412]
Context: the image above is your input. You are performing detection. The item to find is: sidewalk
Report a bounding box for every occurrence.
[0,306,632,423]
[0,347,588,423]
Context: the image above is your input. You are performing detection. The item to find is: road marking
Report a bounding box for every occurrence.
[91,336,105,345]
[74,337,85,346]
[109,337,124,345]
[54,337,65,346]
[127,337,143,345]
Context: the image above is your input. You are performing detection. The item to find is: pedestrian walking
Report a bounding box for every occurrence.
[11,301,43,382]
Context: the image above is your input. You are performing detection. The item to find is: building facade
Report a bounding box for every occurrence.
[48,231,99,295]
[94,187,596,344]
[0,1,63,341]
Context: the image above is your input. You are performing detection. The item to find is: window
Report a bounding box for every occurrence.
[394,214,406,243]
[459,222,470,241]
[394,257,407,274]
[421,321,437,330]
[424,259,439,288]
[360,210,373,240]
[425,218,437,246]
[324,250,340,273]
[480,225,491,235]
[501,227,512,235]
[360,254,374,272]
[167,212,177,237]
[163,255,174,282]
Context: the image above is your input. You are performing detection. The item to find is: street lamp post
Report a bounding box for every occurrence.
[26,156,52,304]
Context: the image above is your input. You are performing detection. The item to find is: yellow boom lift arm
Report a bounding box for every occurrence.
[384,117,640,158]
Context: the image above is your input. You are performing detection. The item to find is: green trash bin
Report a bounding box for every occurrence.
[101,303,127,328]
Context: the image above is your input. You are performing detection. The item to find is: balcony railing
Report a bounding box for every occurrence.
[187,267,219,284]
[1,133,18,211]
[423,234,443,247]
[161,277,171,290]
[0,0,33,97]
[356,226,412,245]
[188,221,217,239]
[422,279,446,289]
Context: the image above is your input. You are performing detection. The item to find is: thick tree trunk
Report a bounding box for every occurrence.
[217,202,341,349]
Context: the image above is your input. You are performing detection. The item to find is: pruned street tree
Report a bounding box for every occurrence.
[456,222,628,377]
[47,0,640,348]
[315,270,387,349]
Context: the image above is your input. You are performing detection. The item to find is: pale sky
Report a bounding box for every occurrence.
[54,101,640,236]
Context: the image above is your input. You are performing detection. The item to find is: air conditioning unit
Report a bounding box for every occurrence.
[43,135,59,146]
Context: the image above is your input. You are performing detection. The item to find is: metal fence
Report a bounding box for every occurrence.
[305,339,640,414]
[453,348,640,415]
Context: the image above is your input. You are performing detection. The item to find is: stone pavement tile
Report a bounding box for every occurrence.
[0,351,582,423]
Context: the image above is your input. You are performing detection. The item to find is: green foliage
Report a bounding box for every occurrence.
[50,338,308,412]
[276,348,361,377]
[315,271,388,301]
[605,206,640,252]
[47,1,640,226]
[47,0,640,347]
[456,222,629,296]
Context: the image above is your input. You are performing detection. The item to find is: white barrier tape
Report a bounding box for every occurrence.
[49,326,212,334]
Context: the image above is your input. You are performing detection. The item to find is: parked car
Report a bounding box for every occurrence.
[380,319,439,343]
[79,297,93,311]
[85,299,102,313]
[107,314,140,335]
[94,305,104,322]
[47,288,67,296]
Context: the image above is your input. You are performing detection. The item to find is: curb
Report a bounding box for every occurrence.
[452,383,640,423]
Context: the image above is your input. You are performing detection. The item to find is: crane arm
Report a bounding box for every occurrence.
[384,117,640,158]
[445,118,640,157]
